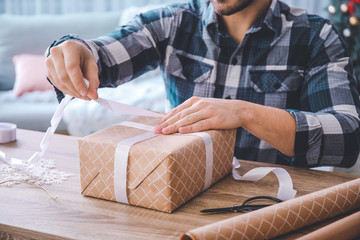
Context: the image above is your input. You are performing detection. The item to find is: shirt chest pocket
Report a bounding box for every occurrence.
[166,52,214,83]
[249,70,303,93]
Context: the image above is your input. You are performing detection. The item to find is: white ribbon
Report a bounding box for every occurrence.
[114,131,159,204]
[187,132,213,190]
[232,157,297,201]
[95,98,163,118]
[28,94,73,165]
[114,121,214,204]
[1,94,72,167]
[23,93,162,167]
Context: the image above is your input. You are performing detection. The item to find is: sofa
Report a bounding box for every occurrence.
[0,6,166,134]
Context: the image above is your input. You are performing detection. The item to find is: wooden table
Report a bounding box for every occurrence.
[0,129,358,240]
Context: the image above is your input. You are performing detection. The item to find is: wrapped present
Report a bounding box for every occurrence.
[78,116,236,213]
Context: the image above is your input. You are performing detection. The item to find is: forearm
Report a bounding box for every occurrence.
[46,6,173,100]
[156,97,296,157]
[86,7,176,87]
[239,101,296,157]
[92,31,162,85]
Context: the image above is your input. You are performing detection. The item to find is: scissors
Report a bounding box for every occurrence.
[200,196,282,214]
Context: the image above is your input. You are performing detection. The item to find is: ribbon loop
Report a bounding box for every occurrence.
[232,157,297,201]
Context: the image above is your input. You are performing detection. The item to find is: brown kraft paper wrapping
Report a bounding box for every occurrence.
[78,116,236,213]
[297,210,360,240]
[181,178,360,240]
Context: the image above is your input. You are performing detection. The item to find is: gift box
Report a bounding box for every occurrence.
[78,116,236,213]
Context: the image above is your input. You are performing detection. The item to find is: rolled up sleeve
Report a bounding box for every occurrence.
[289,22,360,167]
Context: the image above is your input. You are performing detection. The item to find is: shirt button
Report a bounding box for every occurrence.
[231,58,238,65]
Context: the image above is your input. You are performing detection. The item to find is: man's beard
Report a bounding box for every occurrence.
[212,0,255,16]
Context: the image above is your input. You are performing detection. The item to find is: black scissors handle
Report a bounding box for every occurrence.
[200,204,241,213]
[200,196,283,214]
[200,204,274,213]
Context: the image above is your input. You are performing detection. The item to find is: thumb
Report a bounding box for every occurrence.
[83,61,99,100]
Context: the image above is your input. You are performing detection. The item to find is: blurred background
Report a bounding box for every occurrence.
[0,0,328,15]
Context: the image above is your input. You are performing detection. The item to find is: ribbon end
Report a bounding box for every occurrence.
[28,152,43,165]
[232,157,240,169]
[278,188,297,201]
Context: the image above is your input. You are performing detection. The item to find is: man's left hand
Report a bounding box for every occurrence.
[154,97,244,134]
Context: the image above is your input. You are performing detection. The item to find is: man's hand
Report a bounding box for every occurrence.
[155,96,296,157]
[45,40,99,100]
[155,97,245,134]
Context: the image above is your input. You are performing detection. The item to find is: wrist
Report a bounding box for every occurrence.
[45,34,82,57]
[234,100,257,130]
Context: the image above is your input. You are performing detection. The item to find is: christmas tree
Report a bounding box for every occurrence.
[328,0,360,89]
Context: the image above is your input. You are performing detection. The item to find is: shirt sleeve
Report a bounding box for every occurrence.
[83,6,176,88]
[46,6,177,102]
[288,21,360,168]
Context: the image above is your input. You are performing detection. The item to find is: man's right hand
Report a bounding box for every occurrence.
[45,40,99,100]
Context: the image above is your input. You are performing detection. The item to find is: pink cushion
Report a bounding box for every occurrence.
[12,54,53,97]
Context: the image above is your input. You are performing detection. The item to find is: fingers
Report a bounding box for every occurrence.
[178,119,212,133]
[46,54,80,98]
[155,97,212,134]
[158,97,198,124]
[160,110,206,134]
[155,97,242,135]
[63,47,87,97]
[83,60,100,100]
[154,98,194,133]
[45,40,98,100]
[62,43,92,100]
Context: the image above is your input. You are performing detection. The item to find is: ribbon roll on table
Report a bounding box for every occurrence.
[0,122,16,144]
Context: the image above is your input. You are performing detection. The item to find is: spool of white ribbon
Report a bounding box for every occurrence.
[0,122,16,144]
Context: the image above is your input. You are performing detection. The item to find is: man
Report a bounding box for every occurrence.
[46,0,360,168]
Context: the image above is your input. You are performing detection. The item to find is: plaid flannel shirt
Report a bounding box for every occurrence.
[52,0,360,167]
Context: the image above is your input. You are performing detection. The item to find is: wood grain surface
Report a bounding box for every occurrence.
[0,129,358,240]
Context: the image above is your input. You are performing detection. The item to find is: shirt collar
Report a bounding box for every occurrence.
[260,0,282,37]
[203,0,283,38]
[202,1,218,31]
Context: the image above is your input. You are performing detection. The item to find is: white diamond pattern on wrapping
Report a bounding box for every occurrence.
[212,130,236,180]
[127,137,171,189]
[124,135,208,212]
[79,116,236,213]
[80,125,149,201]
[171,138,207,203]
[80,139,117,200]
[128,160,174,211]
[186,178,360,240]
[79,141,101,192]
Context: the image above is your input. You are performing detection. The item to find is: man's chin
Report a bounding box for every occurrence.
[214,0,254,16]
